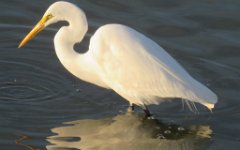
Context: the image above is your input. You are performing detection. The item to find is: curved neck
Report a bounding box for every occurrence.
[54,10,88,71]
[53,9,108,88]
[53,8,89,79]
[54,7,88,57]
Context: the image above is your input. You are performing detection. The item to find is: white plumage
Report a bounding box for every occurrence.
[19,1,217,114]
[89,24,217,109]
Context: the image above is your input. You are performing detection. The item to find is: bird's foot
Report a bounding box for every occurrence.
[144,108,154,119]
[146,115,155,120]
[142,105,155,119]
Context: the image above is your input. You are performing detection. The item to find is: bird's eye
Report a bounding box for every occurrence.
[46,14,53,20]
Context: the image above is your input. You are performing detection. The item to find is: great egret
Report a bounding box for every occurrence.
[19,1,217,116]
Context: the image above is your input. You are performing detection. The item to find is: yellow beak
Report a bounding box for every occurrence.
[18,15,49,48]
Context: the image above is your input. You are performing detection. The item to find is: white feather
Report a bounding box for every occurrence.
[89,24,217,109]
[20,1,218,111]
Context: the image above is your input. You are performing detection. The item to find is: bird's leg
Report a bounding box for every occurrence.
[141,105,153,118]
[127,103,135,112]
[141,104,153,118]
[127,103,153,118]
[131,103,135,111]
[144,108,152,117]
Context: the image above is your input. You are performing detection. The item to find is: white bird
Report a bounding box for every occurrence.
[19,1,217,116]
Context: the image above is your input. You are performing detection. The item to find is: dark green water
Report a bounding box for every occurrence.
[1,0,240,149]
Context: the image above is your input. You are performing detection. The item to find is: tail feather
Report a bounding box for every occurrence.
[179,79,218,111]
[188,80,218,111]
[203,102,214,111]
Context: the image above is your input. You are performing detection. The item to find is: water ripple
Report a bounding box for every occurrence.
[0,59,73,104]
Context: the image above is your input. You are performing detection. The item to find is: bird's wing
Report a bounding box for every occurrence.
[89,24,217,106]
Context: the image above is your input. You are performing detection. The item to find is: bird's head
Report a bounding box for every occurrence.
[18,1,77,48]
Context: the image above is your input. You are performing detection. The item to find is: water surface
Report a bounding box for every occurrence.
[0,0,240,149]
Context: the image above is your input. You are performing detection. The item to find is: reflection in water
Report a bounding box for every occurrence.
[47,113,212,150]
[15,135,38,150]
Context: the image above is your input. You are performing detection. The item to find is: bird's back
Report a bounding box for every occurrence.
[89,24,217,109]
